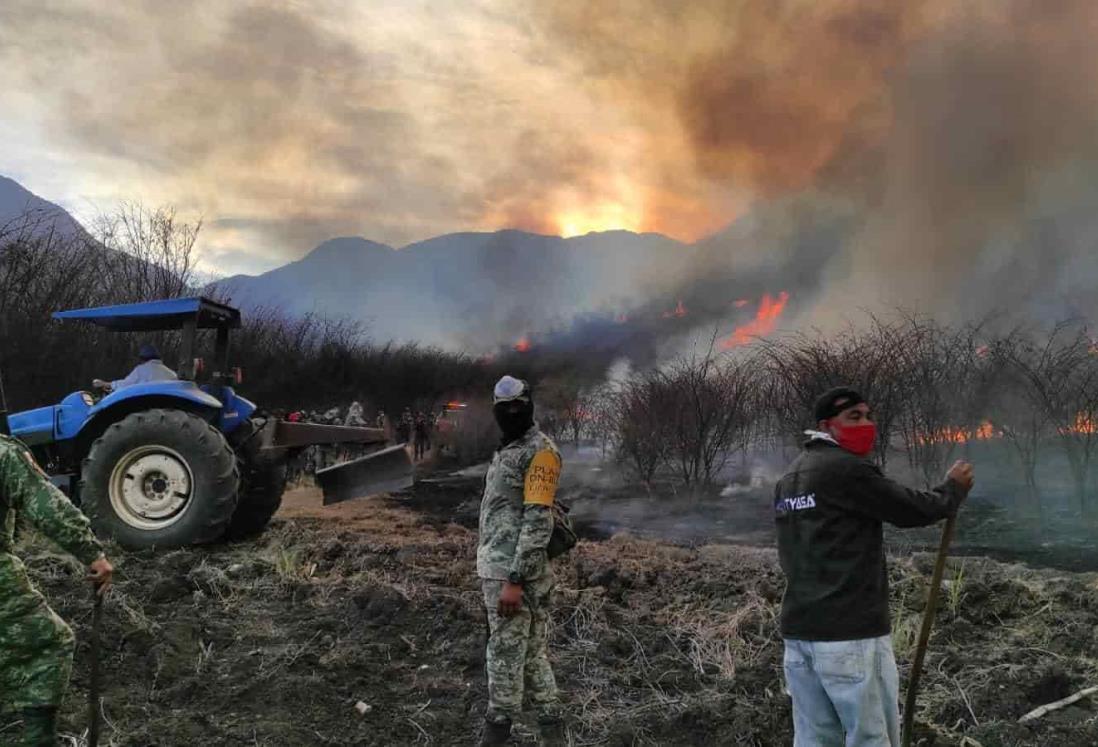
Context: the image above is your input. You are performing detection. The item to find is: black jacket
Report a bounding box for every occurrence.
[774,438,964,641]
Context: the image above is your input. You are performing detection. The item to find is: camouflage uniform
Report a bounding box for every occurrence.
[477,425,562,725]
[0,436,103,713]
[344,402,367,427]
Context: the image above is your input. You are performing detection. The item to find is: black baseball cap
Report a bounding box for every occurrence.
[814,386,865,423]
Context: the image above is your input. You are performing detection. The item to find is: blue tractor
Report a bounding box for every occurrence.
[6,297,412,549]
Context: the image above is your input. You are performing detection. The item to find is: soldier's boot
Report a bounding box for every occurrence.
[21,706,58,747]
[537,713,566,747]
[479,717,512,746]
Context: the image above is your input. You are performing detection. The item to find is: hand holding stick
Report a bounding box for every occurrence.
[901,512,957,746]
[902,461,971,747]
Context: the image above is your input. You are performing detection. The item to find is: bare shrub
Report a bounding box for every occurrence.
[759,322,908,468]
[615,371,674,486]
[0,207,504,436]
[660,342,758,487]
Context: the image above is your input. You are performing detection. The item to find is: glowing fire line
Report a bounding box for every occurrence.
[919,413,1098,445]
[721,291,790,349]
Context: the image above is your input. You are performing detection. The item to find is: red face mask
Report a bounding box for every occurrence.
[832,421,877,456]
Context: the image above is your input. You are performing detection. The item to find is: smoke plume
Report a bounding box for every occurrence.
[537,0,1098,331]
[3,0,1098,342]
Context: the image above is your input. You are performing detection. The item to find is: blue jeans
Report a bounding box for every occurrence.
[783,635,901,747]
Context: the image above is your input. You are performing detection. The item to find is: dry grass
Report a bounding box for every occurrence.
[12,490,1098,745]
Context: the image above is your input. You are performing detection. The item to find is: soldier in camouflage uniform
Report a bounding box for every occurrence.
[0,436,114,746]
[344,401,367,427]
[477,376,563,746]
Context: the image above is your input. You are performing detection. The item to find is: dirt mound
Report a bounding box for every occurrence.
[6,487,1098,745]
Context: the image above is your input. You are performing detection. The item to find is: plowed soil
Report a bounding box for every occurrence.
[8,479,1098,746]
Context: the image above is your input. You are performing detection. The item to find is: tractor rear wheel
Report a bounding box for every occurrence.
[224,457,288,541]
[80,409,240,549]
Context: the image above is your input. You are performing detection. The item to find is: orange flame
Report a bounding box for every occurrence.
[662,299,688,319]
[721,291,790,349]
[917,420,996,445]
[1062,412,1098,435]
[514,336,531,353]
[733,298,750,308]
[919,412,1098,445]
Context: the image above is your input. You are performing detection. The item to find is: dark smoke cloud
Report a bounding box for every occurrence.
[536,0,928,195]
[3,0,1098,348]
[838,0,1098,322]
[538,0,1098,332]
[0,1,626,265]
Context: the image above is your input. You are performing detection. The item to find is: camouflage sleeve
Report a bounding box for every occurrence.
[509,449,560,580]
[0,439,104,564]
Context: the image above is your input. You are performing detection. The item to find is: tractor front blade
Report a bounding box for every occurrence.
[316,444,414,505]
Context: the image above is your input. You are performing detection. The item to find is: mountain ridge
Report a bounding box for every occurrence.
[0,173,709,349]
[0,174,85,238]
[212,228,696,348]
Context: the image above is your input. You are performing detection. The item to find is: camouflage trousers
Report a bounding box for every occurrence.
[482,575,559,724]
[0,554,75,710]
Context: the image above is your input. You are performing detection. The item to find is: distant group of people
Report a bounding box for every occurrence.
[353,402,436,461]
[280,402,438,482]
[391,407,434,460]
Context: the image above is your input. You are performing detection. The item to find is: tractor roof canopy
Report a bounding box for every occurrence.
[53,297,242,332]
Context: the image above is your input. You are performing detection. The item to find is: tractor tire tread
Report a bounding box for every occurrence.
[79,409,240,549]
[224,456,287,541]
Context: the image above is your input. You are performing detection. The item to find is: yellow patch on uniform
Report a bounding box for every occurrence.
[524,449,560,506]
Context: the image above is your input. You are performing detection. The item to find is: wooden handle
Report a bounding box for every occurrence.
[901,512,957,747]
[88,586,103,747]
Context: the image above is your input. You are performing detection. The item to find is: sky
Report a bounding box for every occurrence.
[2,0,1098,303]
[0,0,746,274]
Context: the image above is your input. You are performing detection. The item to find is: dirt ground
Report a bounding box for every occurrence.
[9,479,1098,746]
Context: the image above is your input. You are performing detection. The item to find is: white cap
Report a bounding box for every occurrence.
[493,375,530,404]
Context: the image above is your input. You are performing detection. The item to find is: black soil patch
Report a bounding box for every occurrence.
[7,484,1098,746]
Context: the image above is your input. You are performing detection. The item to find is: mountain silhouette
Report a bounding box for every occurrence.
[0,175,85,238]
[214,229,691,348]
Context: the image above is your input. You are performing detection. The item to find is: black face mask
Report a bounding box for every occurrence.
[494,401,534,443]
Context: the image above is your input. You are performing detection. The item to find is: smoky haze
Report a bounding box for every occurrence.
[535,0,1098,340]
[2,0,1097,348]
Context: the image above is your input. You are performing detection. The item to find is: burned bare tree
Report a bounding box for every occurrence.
[1055,344,1098,520]
[1004,324,1098,520]
[657,341,758,488]
[615,372,674,487]
[987,328,1056,527]
[538,374,588,446]
[890,317,988,487]
[759,323,908,468]
[571,382,618,459]
[94,202,201,301]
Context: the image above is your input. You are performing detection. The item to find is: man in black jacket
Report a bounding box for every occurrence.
[774,386,974,746]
